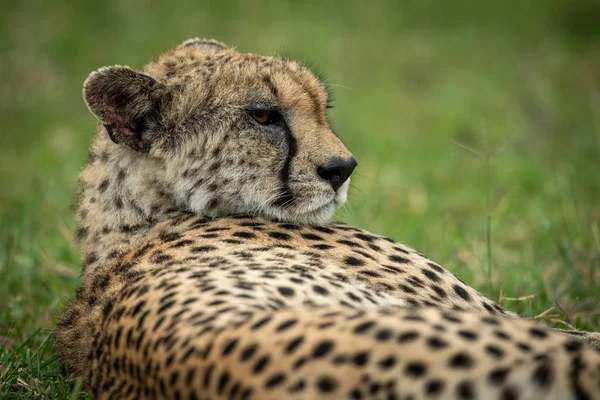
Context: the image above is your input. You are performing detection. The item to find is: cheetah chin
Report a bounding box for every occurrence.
[262,179,349,226]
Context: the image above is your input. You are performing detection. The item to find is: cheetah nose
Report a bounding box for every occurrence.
[317,157,357,191]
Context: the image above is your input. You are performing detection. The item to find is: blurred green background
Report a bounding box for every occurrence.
[1,0,599,397]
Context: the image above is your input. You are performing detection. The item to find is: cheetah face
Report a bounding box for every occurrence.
[83,39,356,225]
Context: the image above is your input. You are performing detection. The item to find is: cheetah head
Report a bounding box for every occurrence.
[83,39,356,225]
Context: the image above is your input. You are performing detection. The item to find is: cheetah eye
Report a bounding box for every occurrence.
[248,109,281,125]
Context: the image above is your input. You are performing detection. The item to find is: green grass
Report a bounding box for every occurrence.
[1,0,599,397]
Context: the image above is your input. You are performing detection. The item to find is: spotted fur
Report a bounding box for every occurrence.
[56,39,600,399]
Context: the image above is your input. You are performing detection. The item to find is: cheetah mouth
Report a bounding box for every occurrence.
[265,197,337,225]
[266,179,349,224]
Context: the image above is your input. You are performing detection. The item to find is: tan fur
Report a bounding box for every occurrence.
[56,39,600,399]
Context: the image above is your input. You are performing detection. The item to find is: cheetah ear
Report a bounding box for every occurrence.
[180,38,229,54]
[83,66,168,152]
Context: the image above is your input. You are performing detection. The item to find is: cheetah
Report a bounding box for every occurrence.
[56,38,600,399]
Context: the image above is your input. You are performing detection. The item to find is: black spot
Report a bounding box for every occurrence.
[209,161,221,172]
[442,312,462,323]
[427,336,448,350]
[314,226,335,234]
[389,255,410,263]
[279,223,299,230]
[482,302,497,314]
[251,316,272,330]
[191,245,217,253]
[399,284,417,295]
[428,262,445,273]
[313,285,329,295]
[233,231,256,239]
[517,342,532,352]
[153,315,166,330]
[99,179,110,192]
[422,269,441,282]
[240,388,253,400]
[382,265,403,274]
[529,327,548,339]
[131,300,147,317]
[359,269,382,278]
[347,292,362,303]
[252,355,271,374]
[405,361,427,377]
[337,239,361,247]
[398,331,420,343]
[316,375,338,393]
[312,244,334,250]
[532,363,552,387]
[353,321,375,334]
[378,356,396,369]
[277,286,295,297]
[222,338,239,356]
[276,319,298,332]
[301,233,324,241]
[203,364,214,388]
[240,343,258,361]
[368,383,380,394]
[453,284,472,301]
[458,330,478,341]
[83,252,98,267]
[332,355,348,365]
[564,340,583,353]
[375,329,392,341]
[353,352,369,366]
[285,336,304,354]
[265,373,286,389]
[402,313,424,321]
[151,252,172,264]
[431,285,447,298]
[501,387,519,400]
[185,368,196,386]
[481,316,500,325]
[157,300,176,314]
[425,379,445,395]
[288,379,306,393]
[494,330,511,341]
[217,370,230,394]
[345,256,365,266]
[369,243,382,252]
[269,232,291,241]
[171,239,195,248]
[457,381,475,399]
[353,233,374,242]
[448,353,474,369]
[312,340,335,358]
[160,232,183,244]
[75,226,89,240]
[292,356,307,370]
[485,345,505,359]
[488,367,510,385]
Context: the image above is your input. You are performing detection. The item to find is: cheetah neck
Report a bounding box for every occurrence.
[75,128,176,274]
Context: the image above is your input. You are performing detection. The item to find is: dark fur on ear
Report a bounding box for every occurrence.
[180,38,229,54]
[83,66,169,152]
